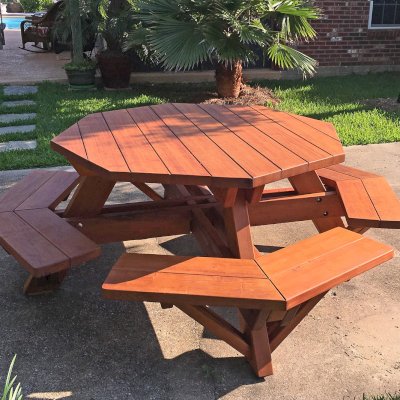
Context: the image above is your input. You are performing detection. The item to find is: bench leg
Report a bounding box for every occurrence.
[23,270,68,295]
[239,309,273,377]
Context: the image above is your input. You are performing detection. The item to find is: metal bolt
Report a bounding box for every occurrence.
[78,222,83,228]
[316,197,322,202]
[323,211,329,216]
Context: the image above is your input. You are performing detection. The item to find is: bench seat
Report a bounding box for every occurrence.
[0,170,100,279]
[102,227,393,311]
[317,165,400,229]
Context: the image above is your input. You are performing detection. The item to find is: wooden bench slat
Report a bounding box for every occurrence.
[317,165,400,228]
[362,177,400,228]
[102,254,285,309]
[16,171,79,211]
[109,253,266,279]
[256,227,393,309]
[103,228,393,312]
[255,227,361,274]
[16,208,100,266]
[0,212,69,276]
[336,180,380,226]
[0,171,56,212]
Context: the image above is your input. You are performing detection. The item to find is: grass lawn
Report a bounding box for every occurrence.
[0,72,399,170]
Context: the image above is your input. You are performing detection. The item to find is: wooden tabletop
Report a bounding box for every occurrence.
[51,104,345,189]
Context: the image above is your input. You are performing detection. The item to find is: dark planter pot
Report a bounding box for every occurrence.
[65,68,96,88]
[6,3,23,12]
[98,52,131,89]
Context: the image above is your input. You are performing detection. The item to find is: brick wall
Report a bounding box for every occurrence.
[296,0,400,67]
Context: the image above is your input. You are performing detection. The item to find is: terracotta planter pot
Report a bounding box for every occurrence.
[215,61,243,98]
[97,52,131,89]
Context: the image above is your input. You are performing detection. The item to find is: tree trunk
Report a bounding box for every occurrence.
[69,0,84,64]
[215,61,243,98]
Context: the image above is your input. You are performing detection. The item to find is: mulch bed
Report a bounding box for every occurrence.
[202,85,279,106]
[362,98,400,113]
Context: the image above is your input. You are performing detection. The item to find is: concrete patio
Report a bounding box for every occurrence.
[0,142,399,400]
[0,30,69,85]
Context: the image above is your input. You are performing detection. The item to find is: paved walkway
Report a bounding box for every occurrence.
[0,142,398,399]
[0,30,69,85]
[0,85,38,151]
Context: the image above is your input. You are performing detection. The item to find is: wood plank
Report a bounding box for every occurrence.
[286,113,340,140]
[131,182,164,201]
[51,123,87,160]
[102,253,285,309]
[178,305,251,357]
[210,186,238,208]
[328,164,378,179]
[16,208,100,266]
[251,106,344,163]
[289,171,345,231]
[362,177,400,228]
[269,293,326,352]
[67,206,192,244]
[63,176,115,218]
[200,104,308,178]
[173,103,282,186]
[336,179,380,225]
[0,212,69,276]
[102,109,169,175]
[228,105,334,170]
[248,191,345,225]
[16,171,79,211]
[316,167,354,188]
[127,106,210,178]
[223,189,256,259]
[256,228,394,309]
[0,170,56,212]
[78,113,130,173]
[151,104,251,180]
[109,253,265,279]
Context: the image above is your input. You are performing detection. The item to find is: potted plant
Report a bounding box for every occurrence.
[64,58,97,87]
[63,0,97,89]
[132,0,320,98]
[96,0,136,89]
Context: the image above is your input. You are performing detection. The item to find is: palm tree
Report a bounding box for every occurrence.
[129,0,320,98]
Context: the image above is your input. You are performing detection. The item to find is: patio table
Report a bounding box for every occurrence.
[50,103,348,259]
[0,103,398,377]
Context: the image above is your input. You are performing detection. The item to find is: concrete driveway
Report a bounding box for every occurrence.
[0,143,399,400]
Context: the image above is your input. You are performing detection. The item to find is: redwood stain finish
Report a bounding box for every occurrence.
[50,104,345,188]
[1,104,398,378]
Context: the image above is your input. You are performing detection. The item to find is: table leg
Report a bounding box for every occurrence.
[289,171,345,232]
[63,176,115,218]
[223,189,256,259]
[23,270,67,295]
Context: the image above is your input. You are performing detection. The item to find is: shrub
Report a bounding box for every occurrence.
[19,0,53,12]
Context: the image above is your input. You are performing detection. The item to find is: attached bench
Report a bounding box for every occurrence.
[317,165,400,229]
[0,170,100,294]
[102,227,393,377]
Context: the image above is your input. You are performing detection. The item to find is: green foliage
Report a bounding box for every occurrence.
[127,0,320,74]
[64,59,97,71]
[95,0,138,53]
[1,356,23,400]
[19,0,53,12]
[256,72,400,145]
[363,394,400,400]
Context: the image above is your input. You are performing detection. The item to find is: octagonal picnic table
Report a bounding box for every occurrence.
[1,103,398,377]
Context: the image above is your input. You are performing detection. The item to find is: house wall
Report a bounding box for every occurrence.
[296,0,400,67]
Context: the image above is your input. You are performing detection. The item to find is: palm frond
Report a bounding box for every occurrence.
[268,42,317,76]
